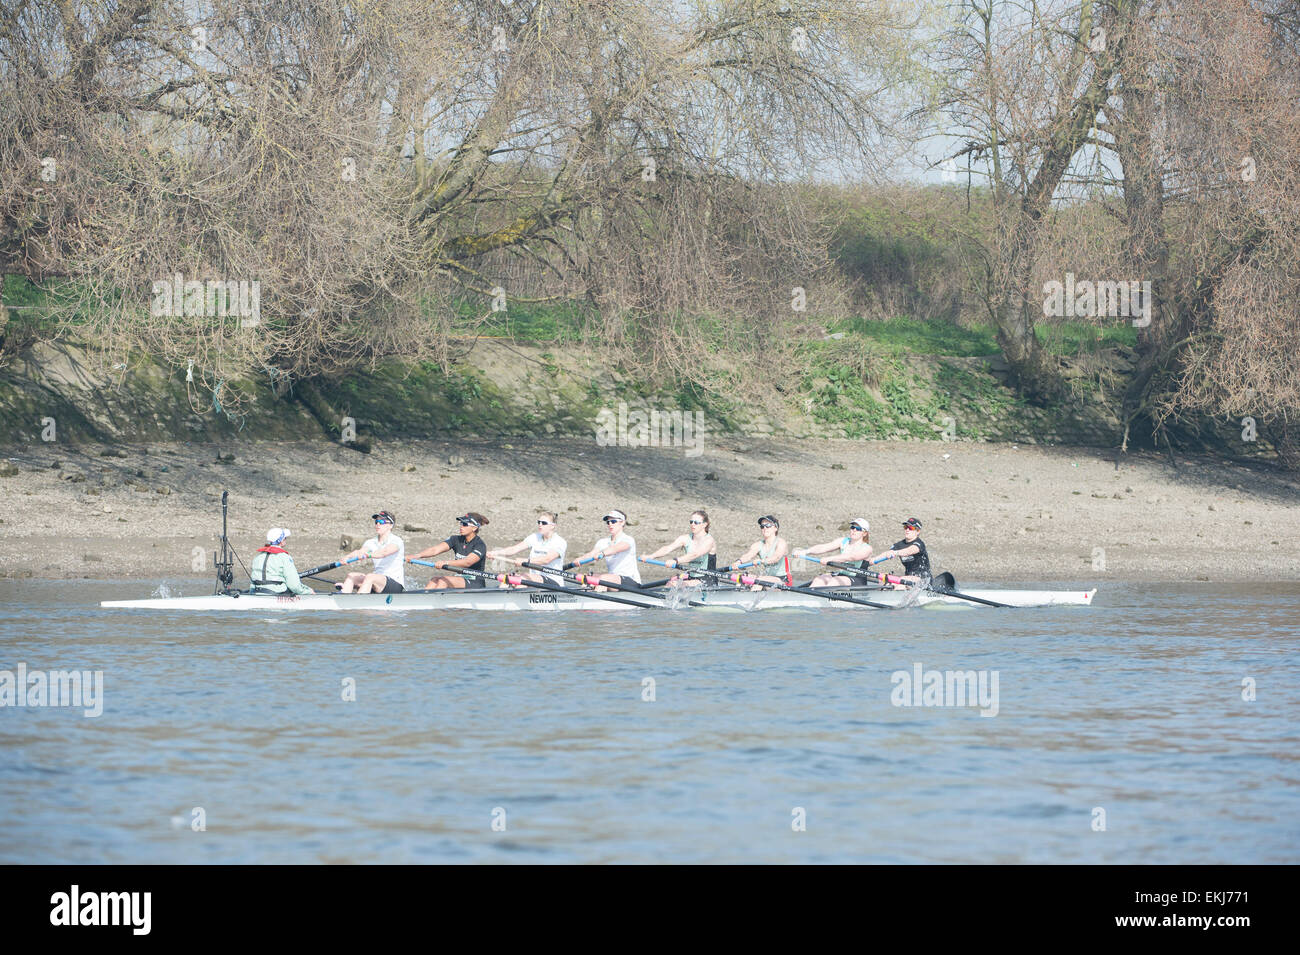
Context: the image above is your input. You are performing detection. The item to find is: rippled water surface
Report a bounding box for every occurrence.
[1,579,1297,863]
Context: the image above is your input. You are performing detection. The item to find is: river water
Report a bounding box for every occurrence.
[1,579,1296,864]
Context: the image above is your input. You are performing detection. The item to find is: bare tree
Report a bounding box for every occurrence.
[1,0,924,412]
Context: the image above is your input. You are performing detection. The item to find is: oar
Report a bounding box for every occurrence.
[300,555,363,578]
[813,558,896,585]
[514,560,708,608]
[719,570,896,610]
[857,564,1013,610]
[515,559,662,597]
[925,571,1011,609]
[647,558,894,611]
[408,558,653,610]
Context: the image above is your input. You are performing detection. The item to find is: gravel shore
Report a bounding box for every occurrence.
[2,436,1297,584]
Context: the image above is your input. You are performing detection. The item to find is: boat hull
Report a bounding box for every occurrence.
[100,585,1096,612]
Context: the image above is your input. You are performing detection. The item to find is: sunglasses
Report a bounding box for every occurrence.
[604,518,621,524]
[689,519,704,525]
[849,525,866,532]
[374,519,392,525]
[759,522,775,529]
[537,520,553,526]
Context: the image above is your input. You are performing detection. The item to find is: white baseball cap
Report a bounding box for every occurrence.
[849,518,869,531]
[266,527,290,544]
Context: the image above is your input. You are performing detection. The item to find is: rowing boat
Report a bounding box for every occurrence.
[103,492,1096,612]
[101,584,1096,612]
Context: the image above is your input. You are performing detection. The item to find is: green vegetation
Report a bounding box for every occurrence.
[1036,320,1138,353]
[467,299,590,341]
[825,315,998,357]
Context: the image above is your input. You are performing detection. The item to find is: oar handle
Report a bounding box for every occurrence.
[408,557,492,576]
[499,565,655,609]
[820,560,908,585]
[299,555,363,578]
[639,556,678,568]
[520,561,668,601]
[733,572,891,608]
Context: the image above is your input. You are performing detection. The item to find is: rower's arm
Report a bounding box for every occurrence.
[732,542,761,567]
[370,542,400,559]
[489,541,530,558]
[534,549,562,565]
[646,536,688,560]
[884,544,920,560]
[282,557,313,596]
[602,538,632,556]
[442,551,482,569]
[412,542,450,560]
[801,541,838,557]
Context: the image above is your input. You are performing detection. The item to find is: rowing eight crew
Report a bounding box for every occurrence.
[249,510,931,595]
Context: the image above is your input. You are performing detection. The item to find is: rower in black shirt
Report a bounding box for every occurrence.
[411,513,490,588]
[875,517,931,585]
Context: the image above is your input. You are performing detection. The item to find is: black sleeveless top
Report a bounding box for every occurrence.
[891,538,931,578]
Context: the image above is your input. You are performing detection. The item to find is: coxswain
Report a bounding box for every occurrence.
[250,528,313,596]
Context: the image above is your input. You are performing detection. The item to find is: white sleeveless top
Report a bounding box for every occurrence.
[363,533,405,580]
[596,532,640,582]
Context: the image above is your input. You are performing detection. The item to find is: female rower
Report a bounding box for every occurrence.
[340,510,405,594]
[571,509,640,589]
[487,512,567,584]
[645,510,716,587]
[875,517,931,586]
[793,518,873,587]
[730,515,790,585]
[411,513,490,589]
[250,528,313,596]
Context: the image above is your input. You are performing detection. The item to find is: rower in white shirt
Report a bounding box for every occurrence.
[487,511,568,584]
[570,509,641,589]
